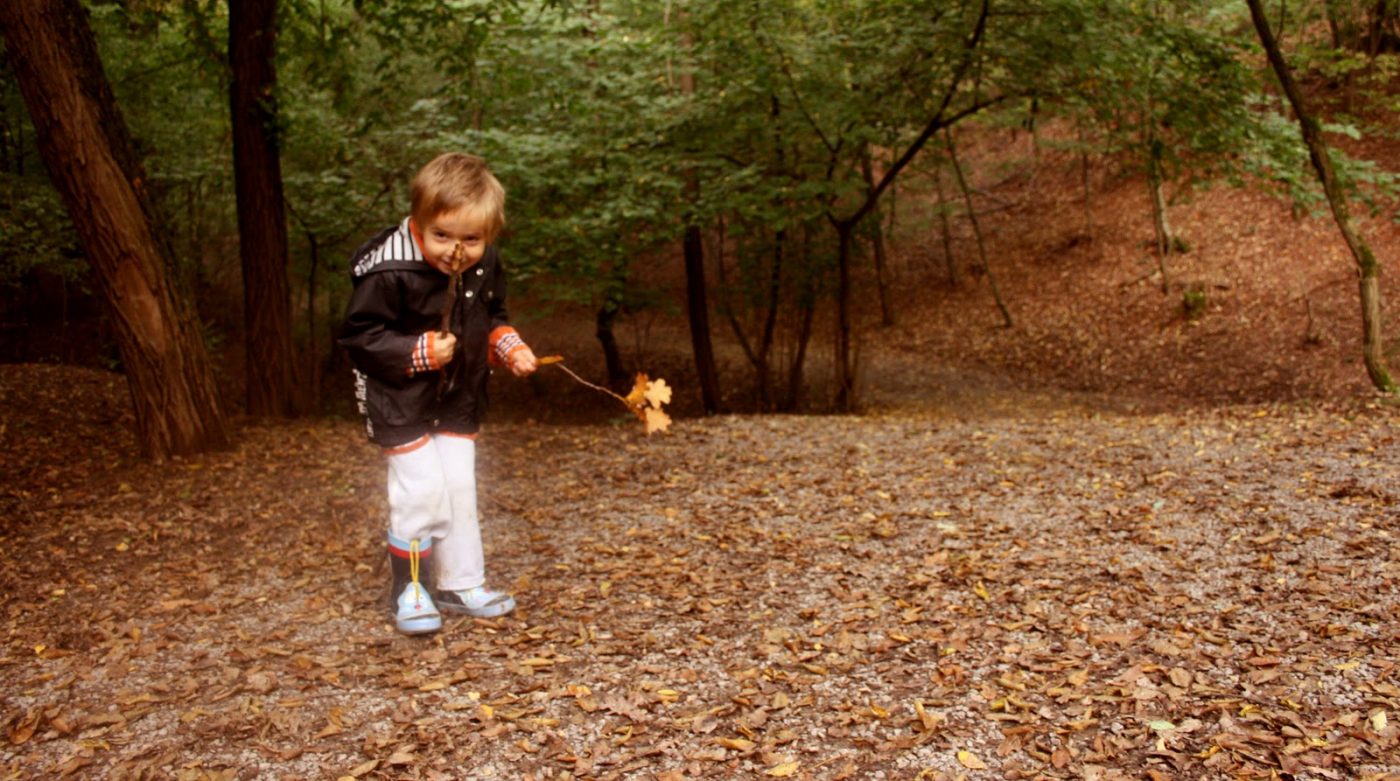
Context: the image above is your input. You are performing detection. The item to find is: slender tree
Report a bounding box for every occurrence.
[945,129,1012,327]
[676,18,721,414]
[229,0,298,416]
[0,0,229,458]
[825,0,993,411]
[1247,0,1396,393]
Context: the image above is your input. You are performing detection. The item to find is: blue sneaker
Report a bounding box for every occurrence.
[388,534,443,635]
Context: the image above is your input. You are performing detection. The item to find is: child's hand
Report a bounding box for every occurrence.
[509,346,538,377]
[432,332,457,367]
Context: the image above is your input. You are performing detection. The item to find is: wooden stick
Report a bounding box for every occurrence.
[546,359,631,407]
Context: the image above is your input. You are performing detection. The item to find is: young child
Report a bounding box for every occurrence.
[339,153,537,635]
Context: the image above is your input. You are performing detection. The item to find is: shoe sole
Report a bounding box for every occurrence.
[395,613,443,635]
[438,597,516,619]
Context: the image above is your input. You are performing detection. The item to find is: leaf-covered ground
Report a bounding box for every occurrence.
[2,363,1398,781]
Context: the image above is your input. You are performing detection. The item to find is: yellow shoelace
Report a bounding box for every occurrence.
[409,539,423,603]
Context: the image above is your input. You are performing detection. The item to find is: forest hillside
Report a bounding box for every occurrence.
[3,117,1400,780]
[3,2,1400,778]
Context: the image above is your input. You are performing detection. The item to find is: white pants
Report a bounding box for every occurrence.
[386,434,486,591]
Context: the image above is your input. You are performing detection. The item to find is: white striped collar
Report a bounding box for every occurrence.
[352,218,426,277]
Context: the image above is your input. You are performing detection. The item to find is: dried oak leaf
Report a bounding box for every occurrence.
[624,374,649,409]
[645,378,672,408]
[645,408,672,436]
[957,750,987,769]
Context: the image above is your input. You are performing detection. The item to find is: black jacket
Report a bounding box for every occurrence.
[339,219,513,447]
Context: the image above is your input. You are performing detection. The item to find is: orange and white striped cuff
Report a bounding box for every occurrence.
[489,326,527,367]
[408,332,442,376]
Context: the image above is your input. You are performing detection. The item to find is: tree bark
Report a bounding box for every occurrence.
[1247,0,1396,394]
[683,222,721,413]
[1147,141,1173,293]
[595,293,629,390]
[860,147,894,327]
[784,225,816,413]
[230,0,298,416]
[677,28,720,414]
[933,165,959,285]
[0,0,229,458]
[827,0,992,412]
[947,129,1012,328]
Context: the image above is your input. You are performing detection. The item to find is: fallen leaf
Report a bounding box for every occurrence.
[765,761,799,777]
[914,700,940,731]
[716,737,756,751]
[957,750,987,769]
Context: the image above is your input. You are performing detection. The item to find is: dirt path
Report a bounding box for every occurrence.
[2,364,1398,780]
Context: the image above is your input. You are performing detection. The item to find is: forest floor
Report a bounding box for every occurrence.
[4,125,1400,780]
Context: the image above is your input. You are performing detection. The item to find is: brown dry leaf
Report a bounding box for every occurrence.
[624,374,649,408]
[645,378,672,408]
[956,750,987,769]
[345,759,378,778]
[765,761,800,777]
[716,737,756,751]
[645,407,672,435]
[8,710,40,745]
[913,700,940,731]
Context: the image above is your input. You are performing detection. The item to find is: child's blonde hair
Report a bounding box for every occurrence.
[410,153,506,240]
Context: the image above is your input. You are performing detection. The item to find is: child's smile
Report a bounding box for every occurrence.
[415,208,488,274]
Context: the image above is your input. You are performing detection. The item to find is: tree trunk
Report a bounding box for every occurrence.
[304,229,321,409]
[832,222,859,412]
[784,225,816,413]
[1079,125,1094,239]
[947,129,1012,328]
[716,220,778,410]
[1147,142,1173,293]
[0,0,229,458]
[683,222,721,413]
[755,229,783,409]
[860,148,894,327]
[1248,0,1395,393]
[230,0,298,417]
[595,294,629,390]
[933,165,959,286]
[677,31,720,414]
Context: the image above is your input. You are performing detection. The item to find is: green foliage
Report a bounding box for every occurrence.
[0,172,85,290]
[1182,282,1207,320]
[5,0,1397,402]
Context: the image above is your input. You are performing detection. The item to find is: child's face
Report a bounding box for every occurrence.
[417,207,490,274]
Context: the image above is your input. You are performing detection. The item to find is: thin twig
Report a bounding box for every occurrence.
[548,361,631,407]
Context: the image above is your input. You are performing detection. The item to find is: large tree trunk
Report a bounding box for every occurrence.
[1248,0,1396,394]
[230,0,298,417]
[0,0,229,459]
[683,223,721,413]
[677,36,720,414]
[595,294,629,390]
